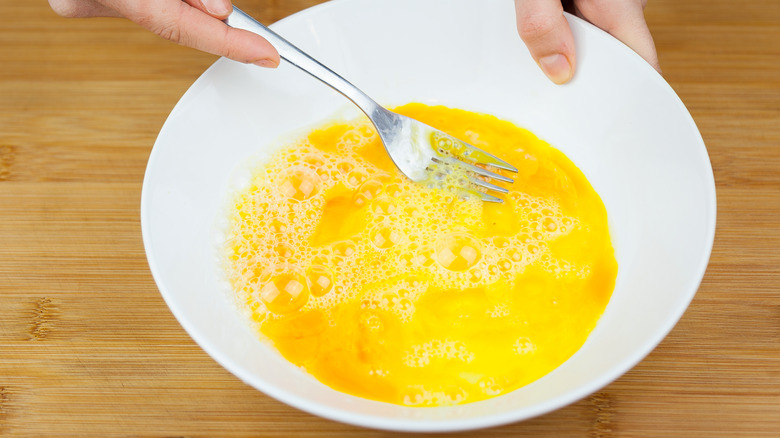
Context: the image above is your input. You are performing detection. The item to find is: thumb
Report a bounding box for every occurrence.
[514,0,576,84]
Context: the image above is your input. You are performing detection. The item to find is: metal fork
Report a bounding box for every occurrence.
[225,7,518,202]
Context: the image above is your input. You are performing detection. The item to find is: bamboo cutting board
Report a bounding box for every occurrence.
[1,0,779,436]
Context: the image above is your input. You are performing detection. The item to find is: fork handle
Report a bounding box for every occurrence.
[225,7,381,118]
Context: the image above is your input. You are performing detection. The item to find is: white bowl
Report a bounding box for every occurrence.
[141,0,716,432]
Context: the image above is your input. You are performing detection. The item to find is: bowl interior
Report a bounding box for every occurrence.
[141,0,716,432]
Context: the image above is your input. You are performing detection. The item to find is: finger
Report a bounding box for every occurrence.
[182,0,232,19]
[514,0,576,84]
[107,0,280,67]
[575,0,661,72]
[48,0,121,18]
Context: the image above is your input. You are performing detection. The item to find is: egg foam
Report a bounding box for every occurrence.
[223,103,617,407]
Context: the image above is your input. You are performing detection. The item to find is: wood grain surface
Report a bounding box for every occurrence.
[1,0,779,436]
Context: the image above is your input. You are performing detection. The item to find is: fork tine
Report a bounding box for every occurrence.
[431,131,518,173]
[456,143,519,173]
[480,192,504,202]
[469,176,509,194]
[440,157,514,184]
[457,188,504,203]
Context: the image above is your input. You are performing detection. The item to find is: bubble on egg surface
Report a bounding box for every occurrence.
[306,265,334,297]
[257,266,310,315]
[332,240,357,258]
[276,167,321,201]
[434,233,482,271]
[370,225,404,249]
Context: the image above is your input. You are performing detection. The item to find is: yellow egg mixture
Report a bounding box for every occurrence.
[223,103,617,406]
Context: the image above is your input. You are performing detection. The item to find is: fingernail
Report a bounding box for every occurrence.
[202,0,230,16]
[539,54,573,85]
[253,58,278,68]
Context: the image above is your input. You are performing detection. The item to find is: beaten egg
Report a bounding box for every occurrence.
[223,103,616,406]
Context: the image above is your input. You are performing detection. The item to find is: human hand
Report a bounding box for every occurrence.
[514,0,660,84]
[48,0,280,67]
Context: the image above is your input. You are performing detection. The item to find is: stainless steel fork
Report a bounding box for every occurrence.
[225,7,518,202]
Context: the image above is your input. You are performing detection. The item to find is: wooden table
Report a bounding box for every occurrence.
[1,1,778,436]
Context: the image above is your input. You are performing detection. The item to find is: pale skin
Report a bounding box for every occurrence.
[515,0,661,83]
[49,0,660,84]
